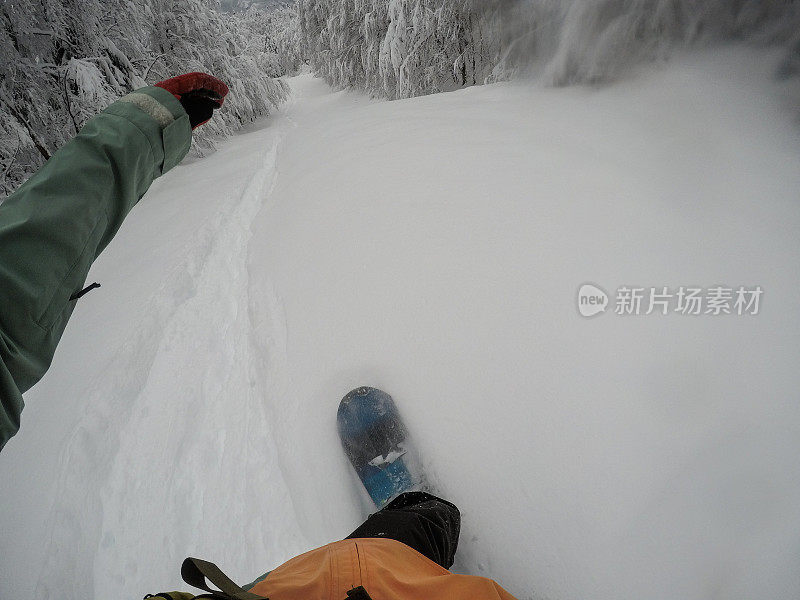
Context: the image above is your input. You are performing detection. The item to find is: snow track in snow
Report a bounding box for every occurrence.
[4,107,299,598]
[87,127,296,598]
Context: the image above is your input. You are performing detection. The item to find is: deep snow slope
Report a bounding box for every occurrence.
[2,47,800,600]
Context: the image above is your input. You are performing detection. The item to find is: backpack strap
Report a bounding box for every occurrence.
[181,558,268,600]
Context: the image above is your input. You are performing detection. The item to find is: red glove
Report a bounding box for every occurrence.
[154,72,229,129]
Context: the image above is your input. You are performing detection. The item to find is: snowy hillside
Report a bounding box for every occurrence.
[2,46,800,600]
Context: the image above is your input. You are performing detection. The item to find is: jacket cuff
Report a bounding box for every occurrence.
[117,86,192,174]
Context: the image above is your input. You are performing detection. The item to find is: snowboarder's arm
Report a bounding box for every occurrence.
[0,74,226,451]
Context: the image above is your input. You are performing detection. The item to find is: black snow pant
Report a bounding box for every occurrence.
[346,491,461,570]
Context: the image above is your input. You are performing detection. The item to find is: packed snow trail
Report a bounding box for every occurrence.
[2,47,800,600]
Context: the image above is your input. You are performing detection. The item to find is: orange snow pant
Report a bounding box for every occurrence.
[248,537,518,600]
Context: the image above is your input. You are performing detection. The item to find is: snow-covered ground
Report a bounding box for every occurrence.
[2,46,800,600]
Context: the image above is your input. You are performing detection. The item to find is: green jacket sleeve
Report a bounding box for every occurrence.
[0,85,191,451]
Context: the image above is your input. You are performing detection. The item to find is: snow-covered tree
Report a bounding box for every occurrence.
[296,0,800,99]
[0,2,53,190]
[299,0,496,98]
[1,0,288,197]
[377,0,499,98]
[238,3,304,78]
[299,0,371,92]
[0,0,125,192]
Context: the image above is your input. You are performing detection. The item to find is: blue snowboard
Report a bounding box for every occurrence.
[337,387,419,508]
